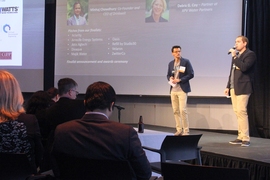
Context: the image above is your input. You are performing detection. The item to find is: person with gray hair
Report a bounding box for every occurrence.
[44,78,86,172]
[46,77,85,131]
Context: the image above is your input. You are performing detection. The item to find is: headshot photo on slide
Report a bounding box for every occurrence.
[67,0,88,26]
[145,0,169,23]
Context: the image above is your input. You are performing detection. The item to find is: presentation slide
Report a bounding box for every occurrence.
[0,0,44,92]
[0,1,22,66]
[55,0,243,96]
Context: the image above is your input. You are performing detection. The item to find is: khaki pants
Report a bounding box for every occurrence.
[170,90,189,134]
[230,89,250,141]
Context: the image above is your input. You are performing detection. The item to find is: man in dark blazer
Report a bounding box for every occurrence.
[46,78,86,131]
[225,35,256,147]
[167,45,194,136]
[52,81,152,180]
[44,78,85,172]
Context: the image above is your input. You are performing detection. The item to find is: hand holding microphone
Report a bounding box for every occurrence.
[228,46,236,55]
[228,46,237,57]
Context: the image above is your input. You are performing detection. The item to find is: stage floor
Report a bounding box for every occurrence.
[192,129,270,165]
[134,124,270,180]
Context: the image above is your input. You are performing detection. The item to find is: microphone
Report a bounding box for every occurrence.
[114,104,125,110]
[228,46,236,55]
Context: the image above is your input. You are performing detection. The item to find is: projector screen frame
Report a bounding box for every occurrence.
[44,0,247,96]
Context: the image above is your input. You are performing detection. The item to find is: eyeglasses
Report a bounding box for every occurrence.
[70,89,79,95]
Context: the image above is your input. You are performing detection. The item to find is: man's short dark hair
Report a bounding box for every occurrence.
[84,81,116,111]
[57,78,78,96]
[237,35,249,47]
[171,45,181,52]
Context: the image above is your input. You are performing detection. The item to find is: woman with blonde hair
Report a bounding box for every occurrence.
[145,0,168,22]
[0,70,43,174]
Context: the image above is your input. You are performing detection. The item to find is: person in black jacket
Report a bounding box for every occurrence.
[45,78,86,172]
[25,90,51,141]
[46,78,86,131]
[225,36,256,147]
[25,90,52,172]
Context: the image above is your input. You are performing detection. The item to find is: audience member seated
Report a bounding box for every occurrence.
[46,87,59,105]
[0,70,43,174]
[45,78,86,172]
[25,90,52,143]
[52,81,152,180]
[46,78,86,132]
[25,90,52,173]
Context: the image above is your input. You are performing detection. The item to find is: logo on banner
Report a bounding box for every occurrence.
[0,6,19,14]
[3,24,10,33]
[0,52,12,60]
[2,24,18,37]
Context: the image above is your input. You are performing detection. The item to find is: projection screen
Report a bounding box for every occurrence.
[0,0,44,92]
[55,0,243,96]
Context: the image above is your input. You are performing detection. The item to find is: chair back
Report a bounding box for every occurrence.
[160,134,202,162]
[161,162,249,180]
[0,153,33,180]
[54,153,134,180]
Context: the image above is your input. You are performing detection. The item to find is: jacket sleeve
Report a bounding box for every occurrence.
[234,51,256,72]
[167,61,173,81]
[179,59,194,83]
[127,127,152,180]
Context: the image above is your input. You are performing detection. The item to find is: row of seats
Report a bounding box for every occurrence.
[0,152,249,180]
[0,134,249,180]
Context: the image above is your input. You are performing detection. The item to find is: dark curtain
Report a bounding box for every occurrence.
[246,0,270,138]
[201,152,270,180]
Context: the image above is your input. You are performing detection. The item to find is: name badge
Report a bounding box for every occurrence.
[179,66,186,73]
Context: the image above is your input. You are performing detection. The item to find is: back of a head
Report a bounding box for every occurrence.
[25,90,51,114]
[47,87,59,99]
[0,70,25,122]
[84,81,116,111]
[57,78,77,96]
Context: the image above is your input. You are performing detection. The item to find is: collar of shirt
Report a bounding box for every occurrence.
[85,111,108,119]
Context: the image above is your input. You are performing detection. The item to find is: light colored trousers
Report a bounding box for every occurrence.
[230,89,250,141]
[170,90,189,134]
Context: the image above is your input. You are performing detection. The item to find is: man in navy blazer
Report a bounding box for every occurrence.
[52,81,152,180]
[167,45,194,136]
[225,36,256,147]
